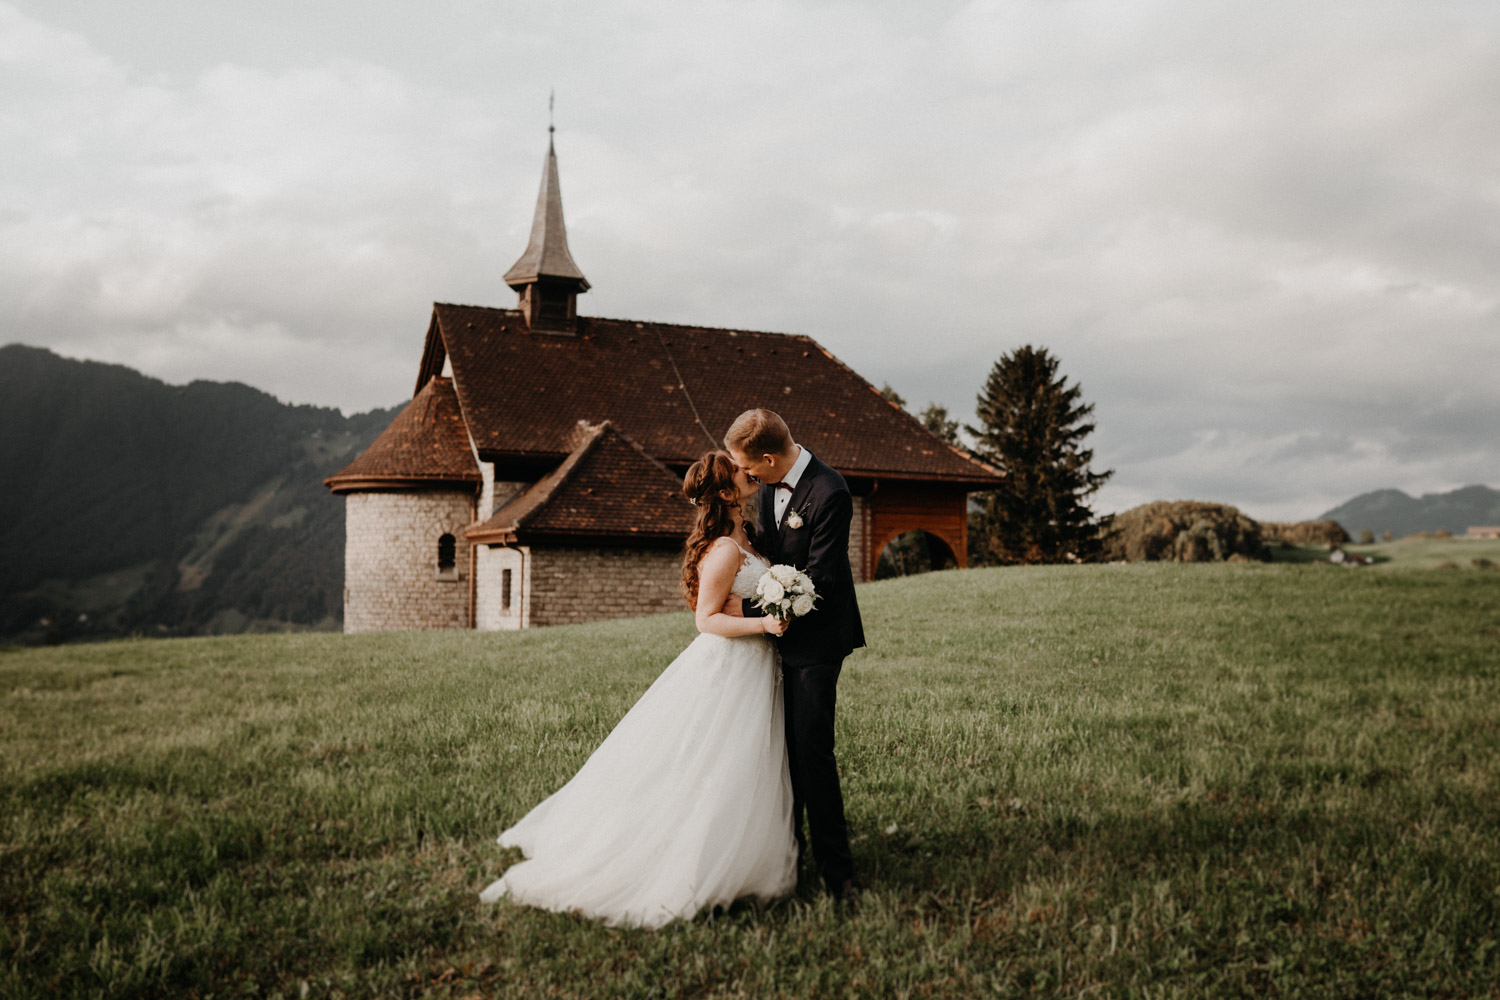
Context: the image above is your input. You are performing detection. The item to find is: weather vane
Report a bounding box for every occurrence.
[549,89,555,136]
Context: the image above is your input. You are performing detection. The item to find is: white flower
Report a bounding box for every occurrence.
[785,510,804,529]
[760,578,785,603]
[792,594,815,617]
[795,572,814,593]
[779,598,792,613]
[770,564,799,587]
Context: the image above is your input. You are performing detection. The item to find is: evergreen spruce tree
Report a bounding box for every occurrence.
[965,345,1113,564]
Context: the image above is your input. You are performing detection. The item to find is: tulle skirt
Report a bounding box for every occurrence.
[479,631,798,929]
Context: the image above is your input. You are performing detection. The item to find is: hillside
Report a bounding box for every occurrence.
[0,344,400,643]
[1319,484,1500,538]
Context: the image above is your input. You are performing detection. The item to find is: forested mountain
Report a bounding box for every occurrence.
[0,344,400,644]
[1319,485,1500,538]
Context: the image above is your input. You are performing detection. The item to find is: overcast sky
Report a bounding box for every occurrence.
[3,0,1496,520]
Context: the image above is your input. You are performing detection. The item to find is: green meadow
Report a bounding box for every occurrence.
[3,557,1499,998]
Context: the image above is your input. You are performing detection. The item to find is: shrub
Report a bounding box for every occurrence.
[1101,501,1266,563]
[1359,529,1375,545]
[1473,558,1497,571]
[1259,519,1351,546]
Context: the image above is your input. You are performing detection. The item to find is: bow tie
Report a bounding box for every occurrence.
[774,481,795,493]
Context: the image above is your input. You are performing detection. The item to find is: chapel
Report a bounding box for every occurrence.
[324,135,1001,631]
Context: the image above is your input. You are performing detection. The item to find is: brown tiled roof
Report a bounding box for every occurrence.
[324,376,480,493]
[467,421,693,544]
[418,304,1000,486]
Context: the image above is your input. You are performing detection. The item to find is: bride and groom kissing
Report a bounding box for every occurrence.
[479,408,866,928]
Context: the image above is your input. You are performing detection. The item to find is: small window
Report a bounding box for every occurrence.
[501,568,513,612]
[436,534,458,580]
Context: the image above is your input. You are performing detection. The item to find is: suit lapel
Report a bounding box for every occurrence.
[781,457,819,535]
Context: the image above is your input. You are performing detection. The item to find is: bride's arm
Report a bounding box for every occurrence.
[695,543,789,638]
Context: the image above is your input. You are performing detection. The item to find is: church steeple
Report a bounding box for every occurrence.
[504,128,589,333]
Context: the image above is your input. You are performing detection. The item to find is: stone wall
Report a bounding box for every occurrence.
[528,546,686,627]
[343,491,474,632]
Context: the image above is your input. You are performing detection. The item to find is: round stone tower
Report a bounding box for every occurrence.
[323,375,480,632]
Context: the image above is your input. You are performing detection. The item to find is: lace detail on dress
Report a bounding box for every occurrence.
[728,541,769,600]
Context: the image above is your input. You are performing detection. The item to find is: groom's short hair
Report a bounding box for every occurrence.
[725,409,792,457]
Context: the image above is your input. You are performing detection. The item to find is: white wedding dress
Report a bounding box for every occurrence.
[479,542,797,929]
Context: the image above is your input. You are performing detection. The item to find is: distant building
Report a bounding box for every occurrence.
[1468,526,1500,539]
[325,136,1000,631]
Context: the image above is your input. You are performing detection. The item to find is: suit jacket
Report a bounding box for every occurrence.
[742,453,866,667]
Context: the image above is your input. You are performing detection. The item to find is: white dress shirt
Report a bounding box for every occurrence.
[774,446,814,526]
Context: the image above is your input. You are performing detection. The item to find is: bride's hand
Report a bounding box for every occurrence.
[762,616,789,636]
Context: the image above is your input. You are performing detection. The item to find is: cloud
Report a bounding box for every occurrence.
[1,0,1496,516]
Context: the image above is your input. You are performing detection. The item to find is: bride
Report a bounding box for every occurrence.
[478,450,798,928]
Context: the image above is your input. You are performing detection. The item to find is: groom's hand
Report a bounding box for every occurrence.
[720,596,743,617]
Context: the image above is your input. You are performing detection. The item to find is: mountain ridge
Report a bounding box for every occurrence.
[1319,484,1500,538]
[0,343,401,643]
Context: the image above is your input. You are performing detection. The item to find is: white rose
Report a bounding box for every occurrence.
[760,578,785,603]
[792,594,815,617]
[785,511,804,529]
[778,598,792,613]
[795,572,814,593]
[771,564,799,586]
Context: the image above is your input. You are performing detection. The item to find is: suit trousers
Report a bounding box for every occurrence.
[782,656,853,889]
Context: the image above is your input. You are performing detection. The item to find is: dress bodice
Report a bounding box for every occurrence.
[729,542,769,600]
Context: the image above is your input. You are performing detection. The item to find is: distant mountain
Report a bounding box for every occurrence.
[1320,485,1500,538]
[0,344,400,644]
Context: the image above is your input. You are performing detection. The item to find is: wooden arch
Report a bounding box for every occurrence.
[861,481,970,581]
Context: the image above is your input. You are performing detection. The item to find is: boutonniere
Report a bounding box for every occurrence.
[784,504,809,530]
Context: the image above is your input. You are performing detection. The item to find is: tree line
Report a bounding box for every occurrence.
[879,344,1113,573]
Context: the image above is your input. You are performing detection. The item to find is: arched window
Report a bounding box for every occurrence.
[436,533,457,580]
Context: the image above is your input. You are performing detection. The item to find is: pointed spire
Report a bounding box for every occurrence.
[504,132,589,293]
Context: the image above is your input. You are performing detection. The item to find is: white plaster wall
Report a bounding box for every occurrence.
[474,544,529,631]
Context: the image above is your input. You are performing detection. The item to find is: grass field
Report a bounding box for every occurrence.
[3,559,1499,998]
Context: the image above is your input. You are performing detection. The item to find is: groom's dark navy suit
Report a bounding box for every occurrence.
[742,451,864,890]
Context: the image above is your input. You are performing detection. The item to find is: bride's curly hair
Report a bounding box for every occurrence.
[681,450,755,610]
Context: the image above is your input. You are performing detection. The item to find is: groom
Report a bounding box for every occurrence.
[723,408,865,901]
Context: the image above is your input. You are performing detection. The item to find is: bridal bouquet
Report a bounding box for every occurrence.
[753,564,818,622]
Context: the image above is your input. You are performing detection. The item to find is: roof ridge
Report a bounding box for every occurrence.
[431,301,814,341]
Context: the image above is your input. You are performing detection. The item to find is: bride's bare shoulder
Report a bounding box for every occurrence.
[705,536,741,558]
[695,537,742,579]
